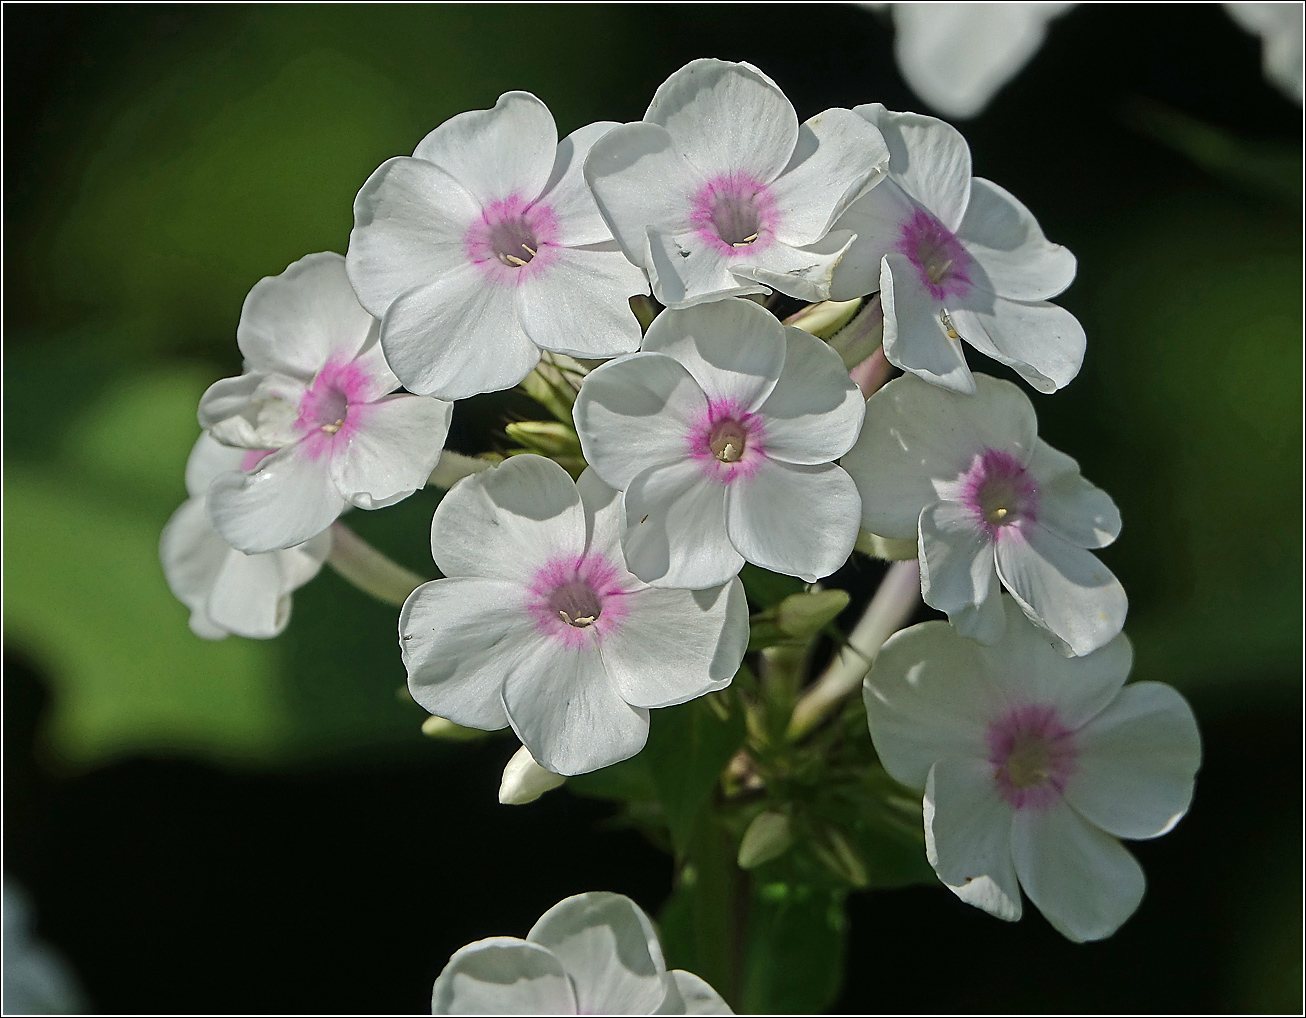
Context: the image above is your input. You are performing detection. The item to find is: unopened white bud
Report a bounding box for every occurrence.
[498,745,566,805]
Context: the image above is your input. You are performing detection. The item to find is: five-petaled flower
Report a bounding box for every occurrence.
[864,598,1201,942]
[574,298,865,589]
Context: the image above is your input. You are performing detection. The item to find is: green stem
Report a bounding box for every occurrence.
[687,815,747,1010]
[326,522,429,607]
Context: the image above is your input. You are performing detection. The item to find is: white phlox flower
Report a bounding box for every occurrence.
[573,298,865,590]
[842,372,1125,657]
[160,434,330,640]
[197,252,452,554]
[864,3,1077,120]
[346,94,649,400]
[829,103,1083,395]
[431,891,732,1014]
[864,600,1201,942]
[584,58,890,309]
[400,455,749,776]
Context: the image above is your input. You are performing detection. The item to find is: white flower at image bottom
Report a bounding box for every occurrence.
[574,298,864,589]
[160,434,330,639]
[400,455,749,775]
[864,598,1201,942]
[432,892,731,1014]
[585,58,889,308]
[830,104,1083,394]
[842,371,1125,657]
[197,252,453,553]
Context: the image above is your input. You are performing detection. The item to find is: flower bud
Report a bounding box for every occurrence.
[784,298,862,340]
[504,421,583,459]
[776,588,851,638]
[738,811,794,869]
[498,745,566,805]
[428,450,495,490]
[827,294,885,369]
[811,824,869,888]
[855,529,919,561]
[421,715,489,741]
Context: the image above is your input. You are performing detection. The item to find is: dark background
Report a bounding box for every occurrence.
[4,4,1301,1013]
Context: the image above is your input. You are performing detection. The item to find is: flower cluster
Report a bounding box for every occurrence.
[161,55,1203,1006]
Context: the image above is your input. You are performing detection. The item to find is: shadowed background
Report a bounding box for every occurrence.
[4,4,1301,1013]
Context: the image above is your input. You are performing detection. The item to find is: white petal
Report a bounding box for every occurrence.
[827,177,918,302]
[978,600,1132,730]
[756,327,865,464]
[881,252,974,393]
[431,455,586,583]
[918,500,998,628]
[925,757,1023,922]
[887,3,1075,120]
[948,295,1085,394]
[502,642,649,775]
[725,460,860,582]
[645,59,797,183]
[400,577,535,732]
[1026,439,1120,549]
[528,892,667,1015]
[863,620,1000,789]
[656,971,734,1015]
[640,300,785,410]
[948,586,1008,645]
[197,372,306,450]
[412,91,557,208]
[1065,682,1201,840]
[853,104,972,230]
[994,525,1127,657]
[205,546,290,639]
[345,333,402,403]
[515,246,646,359]
[584,122,700,267]
[1227,1,1305,103]
[600,579,747,708]
[184,433,247,497]
[207,443,345,554]
[841,372,1038,540]
[576,467,629,571]
[346,156,479,317]
[160,497,237,635]
[237,252,377,376]
[959,177,1076,300]
[1010,799,1145,943]
[622,459,742,590]
[277,530,333,593]
[379,267,541,400]
[733,231,855,303]
[538,121,623,247]
[768,107,889,247]
[329,394,452,510]
[432,937,578,1015]
[574,353,709,491]
[645,227,770,309]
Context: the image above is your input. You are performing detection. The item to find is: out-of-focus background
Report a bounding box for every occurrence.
[4,4,1301,1013]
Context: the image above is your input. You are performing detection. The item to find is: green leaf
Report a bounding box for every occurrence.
[738,563,805,611]
[741,882,847,1015]
[644,697,745,856]
[565,755,656,803]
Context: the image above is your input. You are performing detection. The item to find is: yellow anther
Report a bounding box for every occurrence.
[504,254,528,267]
[732,233,759,248]
[521,243,537,258]
[321,419,344,434]
[995,507,1008,519]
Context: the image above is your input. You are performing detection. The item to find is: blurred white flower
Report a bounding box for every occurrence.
[2,880,86,1016]
[585,58,889,308]
[198,252,452,553]
[347,94,648,400]
[574,299,865,589]
[864,601,1201,942]
[843,373,1125,656]
[161,434,330,639]
[1226,1,1305,103]
[830,104,1083,394]
[432,892,732,1014]
[401,456,748,775]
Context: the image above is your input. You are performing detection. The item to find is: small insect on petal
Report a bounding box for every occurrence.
[939,309,960,340]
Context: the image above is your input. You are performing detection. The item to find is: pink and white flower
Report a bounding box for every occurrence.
[829,104,1083,394]
[431,892,732,1014]
[584,59,890,309]
[346,93,649,400]
[573,299,865,589]
[842,372,1125,656]
[197,252,452,554]
[400,455,748,776]
[864,600,1201,942]
[160,434,330,639]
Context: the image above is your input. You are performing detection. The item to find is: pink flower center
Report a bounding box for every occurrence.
[687,398,767,483]
[896,206,974,300]
[464,194,559,285]
[957,449,1039,537]
[527,553,629,648]
[986,703,1077,810]
[689,173,778,255]
[295,359,374,461]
